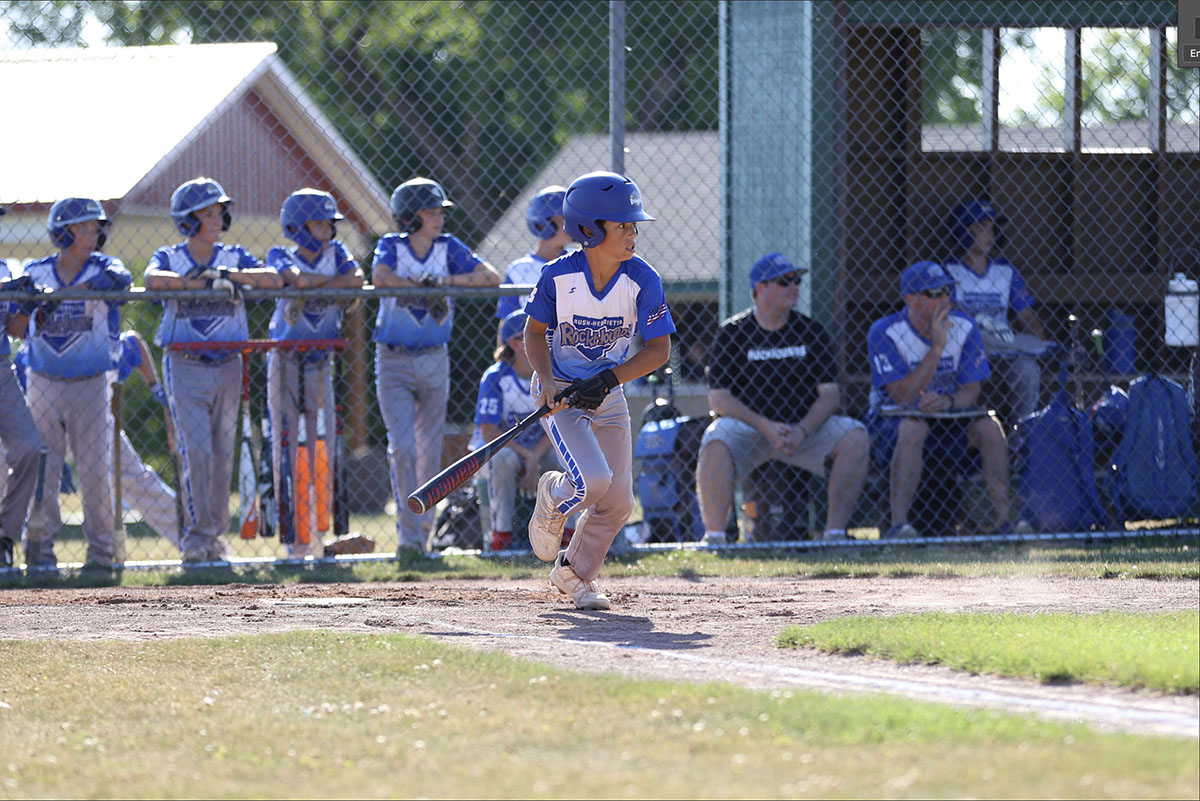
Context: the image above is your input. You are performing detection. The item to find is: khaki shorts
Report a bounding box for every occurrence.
[700,415,865,480]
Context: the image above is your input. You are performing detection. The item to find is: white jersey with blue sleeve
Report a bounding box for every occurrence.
[371,232,482,348]
[267,241,358,340]
[524,251,676,383]
[496,252,550,320]
[867,309,990,411]
[150,242,259,351]
[24,253,127,378]
[470,360,545,451]
[944,258,1035,331]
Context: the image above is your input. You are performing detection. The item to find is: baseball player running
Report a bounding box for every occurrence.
[0,207,49,570]
[524,171,675,610]
[495,185,572,321]
[17,198,130,570]
[370,177,500,555]
[268,188,364,558]
[144,178,283,563]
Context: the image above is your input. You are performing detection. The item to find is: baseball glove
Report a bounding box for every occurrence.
[323,533,376,557]
[563,369,619,411]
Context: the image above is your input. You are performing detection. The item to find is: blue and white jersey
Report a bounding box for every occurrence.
[944,258,1034,331]
[496,252,551,320]
[149,242,259,353]
[267,241,358,341]
[469,360,544,451]
[23,252,127,378]
[867,309,990,411]
[371,232,482,349]
[524,250,676,383]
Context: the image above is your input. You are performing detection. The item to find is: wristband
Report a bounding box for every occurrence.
[796,423,810,438]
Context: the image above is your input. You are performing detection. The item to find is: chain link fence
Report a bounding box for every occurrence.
[0,1,1196,569]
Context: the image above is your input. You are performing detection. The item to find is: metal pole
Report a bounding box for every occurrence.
[610,0,626,175]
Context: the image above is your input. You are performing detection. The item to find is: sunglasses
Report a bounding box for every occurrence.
[768,272,804,287]
[920,287,950,299]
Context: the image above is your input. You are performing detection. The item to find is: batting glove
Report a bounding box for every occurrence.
[563,369,619,411]
[206,268,242,300]
[0,275,34,294]
[149,383,168,407]
[86,268,132,292]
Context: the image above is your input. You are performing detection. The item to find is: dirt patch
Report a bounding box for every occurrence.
[2,574,1196,737]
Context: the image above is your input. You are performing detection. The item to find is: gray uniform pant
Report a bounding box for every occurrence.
[118,431,180,547]
[376,345,448,548]
[0,357,45,549]
[539,384,633,583]
[164,354,241,558]
[267,352,335,558]
[26,370,115,565]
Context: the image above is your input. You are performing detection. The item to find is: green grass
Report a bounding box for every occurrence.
[0,632,1195,799]
[778,611,1200,693]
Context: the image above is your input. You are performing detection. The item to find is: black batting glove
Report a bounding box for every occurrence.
[0,275,34,294]
[564,369,619,411]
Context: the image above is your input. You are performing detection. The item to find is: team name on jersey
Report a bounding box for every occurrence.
[560,315,632,352]
[747,345,808,361]
[37,302,93,335]
[178,299,237,319]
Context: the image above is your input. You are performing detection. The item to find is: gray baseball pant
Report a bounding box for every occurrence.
[0,356,45,549]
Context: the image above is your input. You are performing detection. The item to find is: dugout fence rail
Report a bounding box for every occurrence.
[0,1,1196,571]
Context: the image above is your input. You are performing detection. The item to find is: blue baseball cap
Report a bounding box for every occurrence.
[749,252,807,287]
[500,310,527,344]
[900,261,955,296]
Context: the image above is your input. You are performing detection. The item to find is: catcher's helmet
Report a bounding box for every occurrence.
[390,177,454,234]
[562,171,654,248]
[281,188,344,253]
[48,197,109,250]
[950,199,1005,252]
[171,177,233,237]
[525,185,567,240]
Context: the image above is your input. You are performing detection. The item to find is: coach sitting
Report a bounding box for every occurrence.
[866,261,1025,539]
[695,253,869,543]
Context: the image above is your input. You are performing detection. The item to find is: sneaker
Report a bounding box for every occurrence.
[995,519,1033,536]
[550,550,611,610]
[0,538,12,569]
[882,523,918,540]
[181,547,209,564]
[528,471,567,562]
[821,529,849,542]
[699,530,727,546]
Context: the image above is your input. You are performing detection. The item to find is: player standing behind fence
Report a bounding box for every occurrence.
[0,206,49,570]
[144,178,283,563]
[17,198,130,570]
[267,188,365,558]
[495,186,572,322]
[370,177,500,556]
[524,171,674,610]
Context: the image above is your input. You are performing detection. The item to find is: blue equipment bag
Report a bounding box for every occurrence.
[1109,373,1199,523]
[1012,393,1107,532]
[634,416,706,542]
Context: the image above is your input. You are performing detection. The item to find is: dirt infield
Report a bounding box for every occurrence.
[2,574,1197,737]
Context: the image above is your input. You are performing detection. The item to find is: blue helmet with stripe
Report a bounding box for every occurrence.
[170,177,233,237]
[48,197,109,249]
[525,185,566,240]
[281,188,344,253]
[950,199,1005,252]
[390,177,454,234]
[562,172,654,248]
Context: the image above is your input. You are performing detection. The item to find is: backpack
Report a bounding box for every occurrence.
[429,485,484,551]
[1012,394,1107,532]
[1110,374,1200,523]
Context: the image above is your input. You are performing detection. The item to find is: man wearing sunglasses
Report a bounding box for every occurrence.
[867,261,1023,538]
[696,252,870,544]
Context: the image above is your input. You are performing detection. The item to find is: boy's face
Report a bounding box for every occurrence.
[548,214,571,246]
[969,218,995,253]
[304,218,333,245]
[66,219,101,253]
[415,206,444,236]
[193,203,225,242]
[592,219,638,261]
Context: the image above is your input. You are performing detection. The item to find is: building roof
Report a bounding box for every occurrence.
[0,42,390,234]
[478,131,721,286]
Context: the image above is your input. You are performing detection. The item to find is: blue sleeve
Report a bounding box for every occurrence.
[371,235,395,276]
[957,323,991,385]
[474,369,504,426]
[333,242,358,275]
[117,335,142,383]
[234,245,260,270]
[635,271,676,340]
[1008,268,1035,313]
[147,247,173,274]
[267,247,293,273]
[868,320,909,389]
[524,270,557,327]
[445,236,483,276]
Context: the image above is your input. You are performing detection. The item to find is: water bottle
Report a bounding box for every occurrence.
[1165,273,1200,348]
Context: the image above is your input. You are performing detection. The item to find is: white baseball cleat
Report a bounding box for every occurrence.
[528,471,568,562]
[550,550,611,610]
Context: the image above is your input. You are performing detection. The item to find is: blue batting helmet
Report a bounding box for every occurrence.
[390,177,454,234]
[525,185,566,240]
[562,172,655,248]
[950,199,1005,252]
[48,197,109,250]
[281,188,344,253]
[170,177,233,237]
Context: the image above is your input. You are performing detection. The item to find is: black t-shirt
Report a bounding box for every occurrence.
[706,308,835,421]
